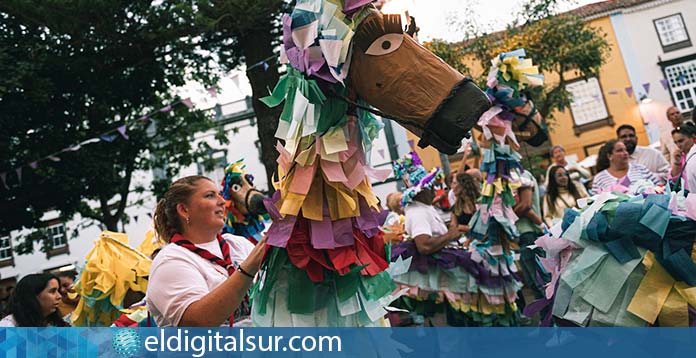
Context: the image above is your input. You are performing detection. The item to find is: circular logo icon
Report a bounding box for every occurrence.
[112,329,142,357]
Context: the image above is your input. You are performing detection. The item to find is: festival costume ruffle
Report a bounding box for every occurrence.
[417,49,544,326]
[252,97,399,326]
[390,240,522,326]
[71,231,151,326]
[526,189,696,327]
[252,0,494,326]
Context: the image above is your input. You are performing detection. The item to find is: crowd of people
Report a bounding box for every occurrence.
[0,106,693,328]
[382,105,695,326]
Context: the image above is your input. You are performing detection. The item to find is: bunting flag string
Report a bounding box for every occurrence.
[1,97,192,189]
[1,57,282,188]
[660,79,669,90]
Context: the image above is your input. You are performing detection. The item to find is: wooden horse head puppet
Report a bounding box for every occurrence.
[220,159,268,244]
[269,0,492,154]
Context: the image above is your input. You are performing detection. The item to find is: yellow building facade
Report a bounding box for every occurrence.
[546,15,649,161]
[408,10,651,172]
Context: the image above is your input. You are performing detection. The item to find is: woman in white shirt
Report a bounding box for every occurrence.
[0,273,67,327]
[146,176,266,327]
[543,166,589,227]
[592,140,660,194]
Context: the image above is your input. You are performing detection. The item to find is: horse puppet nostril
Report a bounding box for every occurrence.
[247,193,269,216]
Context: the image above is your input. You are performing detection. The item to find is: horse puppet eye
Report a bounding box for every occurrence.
[365,33,403,56]
[231,184,242,192]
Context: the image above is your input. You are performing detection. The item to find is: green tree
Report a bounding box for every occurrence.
[0,1,223,251]
[427,0,611,126]
[197,0,290,189]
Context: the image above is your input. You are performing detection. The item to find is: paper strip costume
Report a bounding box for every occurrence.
[527,189,696,327]
[70,231,151,327]
[251,0,494,326]
[388,151,521,326]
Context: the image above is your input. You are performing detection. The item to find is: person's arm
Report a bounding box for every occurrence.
[413,226,463,255]
[178,237,267,327]
[670,150,683,178]
[567,163,591,180]
[542,196,554,227]
[514,186,543,225]
[574,180,590,198]
[687,155,696,193]
[457,142,472,173]
[662,142,672,164]
[449,212,458,229]
[654,150,671,184]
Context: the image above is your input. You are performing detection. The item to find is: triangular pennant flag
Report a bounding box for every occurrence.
[0,172,8,190]
[660,78,669,90]
[29,161,38,169]
[625,86,634,98]
[181,97,194,109]
[378,148,385,159]
[100,133,118,142]
[230,74,240,91]
[263,61,269,71]
[48,155,61,162]
[117,125,129,140]
[159,105,172,113]
[642,82,650,94]
[15,167,22,186]
[138,115,150,123]
[608,90,619,95]
[408,139,415,150]
[207,86,218,97]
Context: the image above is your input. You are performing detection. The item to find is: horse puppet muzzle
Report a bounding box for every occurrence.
[245,189,268,217]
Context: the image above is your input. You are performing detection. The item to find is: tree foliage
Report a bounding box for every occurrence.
[196,0,290,189]
[0,1,223,251]
[426,0,611,126]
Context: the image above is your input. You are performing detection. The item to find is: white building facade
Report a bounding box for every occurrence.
[606,0,695,143]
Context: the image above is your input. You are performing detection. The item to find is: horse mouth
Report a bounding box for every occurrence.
[417,79,492,155]
[247,192,268,216]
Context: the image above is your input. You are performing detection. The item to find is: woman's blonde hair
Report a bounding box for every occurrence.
[153,175,212,242]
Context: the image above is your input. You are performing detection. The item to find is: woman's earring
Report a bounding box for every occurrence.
[186,217,190,224]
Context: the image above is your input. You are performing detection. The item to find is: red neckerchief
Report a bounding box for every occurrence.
[170,233,236,325]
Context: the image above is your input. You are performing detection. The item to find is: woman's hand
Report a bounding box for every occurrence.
[240,236,267,275]
[672,150,683,166]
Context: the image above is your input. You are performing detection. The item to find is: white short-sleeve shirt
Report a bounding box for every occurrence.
[404,201,448,238]
[146,233,254,327]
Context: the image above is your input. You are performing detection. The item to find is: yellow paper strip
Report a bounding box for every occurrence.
[657,288,689,327]
[627,255,675,324]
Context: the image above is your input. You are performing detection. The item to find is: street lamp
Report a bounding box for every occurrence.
[639,93,653,104]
